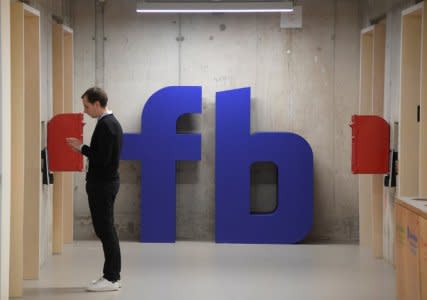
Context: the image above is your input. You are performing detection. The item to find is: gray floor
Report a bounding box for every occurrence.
[23,241,396,300]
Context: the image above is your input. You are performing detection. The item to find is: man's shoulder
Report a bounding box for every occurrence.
[100,115,122,135]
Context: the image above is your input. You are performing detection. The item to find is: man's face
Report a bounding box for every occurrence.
[82,96,99,118]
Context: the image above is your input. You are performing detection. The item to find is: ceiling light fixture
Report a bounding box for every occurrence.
[136,1,294,14]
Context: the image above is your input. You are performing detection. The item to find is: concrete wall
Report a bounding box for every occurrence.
[0,0,11,298]
[73,0,360,242]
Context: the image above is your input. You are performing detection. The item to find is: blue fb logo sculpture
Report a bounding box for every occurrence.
[121,86,313,244]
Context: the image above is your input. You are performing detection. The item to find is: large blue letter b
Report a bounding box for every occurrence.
[215,88,313,243]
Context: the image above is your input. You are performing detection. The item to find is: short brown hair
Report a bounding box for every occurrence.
[81,87,108,107]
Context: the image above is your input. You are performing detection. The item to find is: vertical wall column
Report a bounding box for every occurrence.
[359,22,386,258]
[52,22,65,254]
[359,28,373,248]
[371,24,386,259]
[399,4,422,198]
[95,0,105,87]
[420,0,427,197]
[10,2,41,296]
[63,27,74,244]
[23,7,41,280]
[10,3,25,295]
[0,0,11,298]
[52,22,74,252]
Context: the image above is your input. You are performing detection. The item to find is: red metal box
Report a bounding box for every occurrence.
[47,113,84,171]
[350,115,390,174]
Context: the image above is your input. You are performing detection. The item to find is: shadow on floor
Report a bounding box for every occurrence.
[24,287,88,296]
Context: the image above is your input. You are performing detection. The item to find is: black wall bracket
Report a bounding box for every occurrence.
[41,148,54,185]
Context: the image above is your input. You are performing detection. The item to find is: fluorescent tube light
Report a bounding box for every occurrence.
[136,1,294,13]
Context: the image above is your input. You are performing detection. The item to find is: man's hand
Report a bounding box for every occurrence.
[66,137,82,152]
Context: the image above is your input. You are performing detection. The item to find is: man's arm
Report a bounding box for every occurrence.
[80,132,114,167]
[66,126,114,167]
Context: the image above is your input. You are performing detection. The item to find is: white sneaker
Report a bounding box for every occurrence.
[92,277,122,288]
[91,276,103,284]
[86,277,120,292]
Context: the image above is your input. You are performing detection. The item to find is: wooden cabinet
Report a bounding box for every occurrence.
[396,197,427,300]
[419,217,427,299]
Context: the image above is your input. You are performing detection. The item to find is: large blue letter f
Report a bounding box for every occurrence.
[121,87,202,242]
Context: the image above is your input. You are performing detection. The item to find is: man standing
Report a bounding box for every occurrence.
[67,87,123,292]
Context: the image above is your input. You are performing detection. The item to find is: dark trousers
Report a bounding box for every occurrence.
[86,181,121,282]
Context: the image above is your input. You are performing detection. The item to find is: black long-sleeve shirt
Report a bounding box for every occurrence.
[81,114,123,183]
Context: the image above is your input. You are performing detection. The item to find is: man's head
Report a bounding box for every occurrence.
[81,87,108,118]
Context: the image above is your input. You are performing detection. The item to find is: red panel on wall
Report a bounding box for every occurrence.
[350,115,390,174]
[47,113,84,171]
